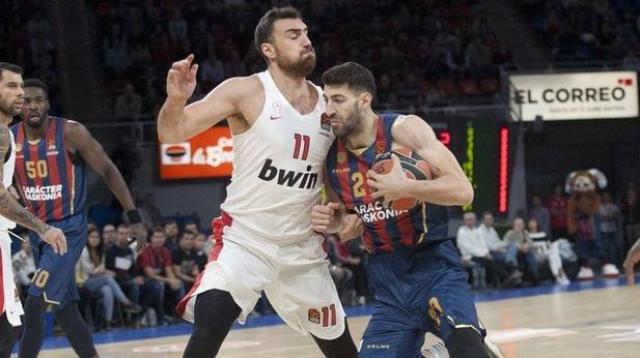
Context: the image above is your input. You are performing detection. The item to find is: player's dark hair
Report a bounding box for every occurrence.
[321,62,376,102]
[117,223,130,230]
[151,226,165,236]
[0,62,23,80]
[24,78,49,97]
[86,227,105,266]
[254,6,302,62]
[180,229,197,241]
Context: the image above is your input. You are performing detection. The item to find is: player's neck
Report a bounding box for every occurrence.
[345,110,378,151]
[268,66,308,98]
[23,116,49,140]
[0,112,11,126]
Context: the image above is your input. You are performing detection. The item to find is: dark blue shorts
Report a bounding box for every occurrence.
[28,214,87,309]
[359,240,483,357]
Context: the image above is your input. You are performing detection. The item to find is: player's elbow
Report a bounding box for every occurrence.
[457,181,474,206]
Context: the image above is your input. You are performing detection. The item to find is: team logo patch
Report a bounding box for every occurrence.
[337,152,347,164]
[15,143,22,152]
[308,308,321,324]
[47,140,56,151]
[375,142,386,154]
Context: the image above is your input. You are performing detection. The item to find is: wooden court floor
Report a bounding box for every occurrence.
[22,285,640,358]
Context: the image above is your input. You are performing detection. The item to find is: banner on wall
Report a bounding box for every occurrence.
[509,71,638,121]
[159,126,233,179]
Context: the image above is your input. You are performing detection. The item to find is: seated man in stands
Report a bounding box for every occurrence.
[105,223,144,318]
[504,218,540,285]
[137,227,184,325]
[457,213,513,287]
[528,218,572,285]
[172,230,199,292]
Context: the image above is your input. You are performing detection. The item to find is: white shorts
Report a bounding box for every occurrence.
[177,213,346,340]
[1,231,24,327]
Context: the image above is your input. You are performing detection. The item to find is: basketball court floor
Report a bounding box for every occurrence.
[15,276,640,358]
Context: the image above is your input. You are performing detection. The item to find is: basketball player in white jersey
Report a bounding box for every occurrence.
[0,63,65,358]
[158,7,358,357]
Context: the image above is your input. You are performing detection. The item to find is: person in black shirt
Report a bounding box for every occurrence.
[105,224,144,308]
[193,232,209,272]
[172,230,199,291]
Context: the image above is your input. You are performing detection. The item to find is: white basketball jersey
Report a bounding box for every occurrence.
[0,130,16,230]
[220,70,334,243]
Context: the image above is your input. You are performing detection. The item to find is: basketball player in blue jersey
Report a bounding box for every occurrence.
[160,6,357,358]
[312,62,499,357]
[0,63,66,358]
[13,79,148,358]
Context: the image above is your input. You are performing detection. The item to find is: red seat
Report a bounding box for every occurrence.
[458,78,481,96]
[436,79,458,96]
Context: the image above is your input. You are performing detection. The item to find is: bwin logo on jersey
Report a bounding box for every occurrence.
[258,159,318,189]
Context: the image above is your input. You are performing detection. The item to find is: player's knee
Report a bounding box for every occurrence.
[445,327,488,358]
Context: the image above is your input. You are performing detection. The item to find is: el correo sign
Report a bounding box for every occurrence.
[509,71,639,121]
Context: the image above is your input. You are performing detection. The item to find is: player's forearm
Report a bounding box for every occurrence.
[157,97,187,143]
[406,175,474,206]
[0,189,50,236]
[101,164,136,211]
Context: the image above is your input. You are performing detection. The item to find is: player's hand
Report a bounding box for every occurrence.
[41,226,67,255]
[623,238,640,286]
[338,214,363,242]
[311,202,340,233]
[367,154,409,207]
[131,223,148,253]
[166,54,198,103]
[169,279,182,291]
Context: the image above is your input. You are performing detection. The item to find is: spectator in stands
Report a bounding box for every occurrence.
[12,239,36,298]
[105,224,144,320]
[446,39,470,77]
[199,50,225,89]
[114,83,142,121]
[102,223,116,249]
[504,217,540,285]
[324,235,355,305]
[528,218,572,285]
[172,230,199,292]
[465,36,492,76]
[163,220,180,252]
[115,223,138,256]
[457,213,511,287]
[184,221,199,234]
[137,227,184,325]
[598,192,624,268]
[77,228,141,330]
[194,233,209,272]
[622,187,640,252]
[547,185,569,239]
[530,195,551,239]
[477,212,518,271]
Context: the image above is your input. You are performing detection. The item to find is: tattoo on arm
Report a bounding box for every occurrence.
[0,126,50,236]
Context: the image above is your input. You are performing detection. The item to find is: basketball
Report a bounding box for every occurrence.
[370,149,431,210]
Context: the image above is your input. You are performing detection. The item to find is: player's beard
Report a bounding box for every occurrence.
[332,103,361,138]
[277,50,316,78]
[0,93,22,118]
[25,113,46,128]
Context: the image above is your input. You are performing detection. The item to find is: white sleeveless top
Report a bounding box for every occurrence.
[220,70,334,244]
[0,130,17,230]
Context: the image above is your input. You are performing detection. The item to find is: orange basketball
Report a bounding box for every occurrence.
[370,149,431,210]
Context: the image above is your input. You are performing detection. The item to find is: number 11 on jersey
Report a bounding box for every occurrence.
[293,133,310,160]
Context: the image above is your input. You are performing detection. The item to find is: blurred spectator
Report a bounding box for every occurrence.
[622,187,640,252]
[137,227,184,325]
[102,223,117,249]
[164,220,180,252]
[172,230,199,291]
[546,185,569,239]
[105,224,144,319]
[504,218,540,285]
[598,192,624,268]
[12,240,36,298]
[324,235,355,305]
[194,233,209,272]
[528,218,572,285]
[530,195,551,239]
[114,83,142,120]
[77,228,141,330]
[457,213,511,287]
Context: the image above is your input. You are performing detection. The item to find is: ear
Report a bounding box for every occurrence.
[588,168,607,189]
[359,92,373,108]
[261,43,276,61]
[565,171,577,193]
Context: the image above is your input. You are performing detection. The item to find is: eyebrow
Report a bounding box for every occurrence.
[285,27,308,35]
